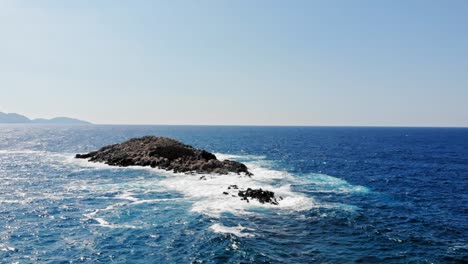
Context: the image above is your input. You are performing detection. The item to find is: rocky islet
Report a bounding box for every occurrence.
[76,136,281,205]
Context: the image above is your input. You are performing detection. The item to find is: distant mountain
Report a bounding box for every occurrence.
[0,112,31,123]
[32,117,91,125]
[0,112,91,125]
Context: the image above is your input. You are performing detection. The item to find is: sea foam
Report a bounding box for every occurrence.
[62,151,365,231]
[209,223,255,238]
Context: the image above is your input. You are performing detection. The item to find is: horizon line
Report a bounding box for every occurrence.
[2,123,467,129]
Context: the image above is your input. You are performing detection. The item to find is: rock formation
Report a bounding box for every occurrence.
[76,136,251,175]
[76,136,283,205]
[238,188,279,205]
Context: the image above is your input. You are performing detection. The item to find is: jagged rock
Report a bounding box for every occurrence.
[238,188,279,205]
[75,136,252,175]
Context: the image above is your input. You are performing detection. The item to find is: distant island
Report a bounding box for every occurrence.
[0,112,91,124]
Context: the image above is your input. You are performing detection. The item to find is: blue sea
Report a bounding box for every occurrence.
[0,125,466,263]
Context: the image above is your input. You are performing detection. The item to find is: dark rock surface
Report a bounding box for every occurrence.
[76,136,252,175]
[238,188,279,205]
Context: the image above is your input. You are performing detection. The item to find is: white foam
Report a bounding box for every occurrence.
[64,155,116,170]
[0,244,17,252]
[246,162,297,182]
[92,217,139,229]
[209,223,255,238]
[158,168,315,217]
[116,191,139,202]
[64,152,366,221]
[83,209,139,229]
[304,173,370,194]
[214,153,267,161]
[67,156,317,218]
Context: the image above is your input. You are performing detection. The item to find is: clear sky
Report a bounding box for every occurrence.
[1,0,467,126]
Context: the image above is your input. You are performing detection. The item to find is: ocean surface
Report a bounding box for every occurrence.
[0,125,466,263]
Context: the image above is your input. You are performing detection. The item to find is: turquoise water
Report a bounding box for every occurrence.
[0,125,466,263]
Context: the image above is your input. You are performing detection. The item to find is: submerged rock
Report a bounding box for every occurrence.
[75,136,252,175]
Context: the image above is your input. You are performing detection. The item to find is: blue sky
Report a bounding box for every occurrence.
[1,0,467,126]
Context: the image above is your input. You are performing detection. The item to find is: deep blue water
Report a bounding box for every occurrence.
[0,125,466,263]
